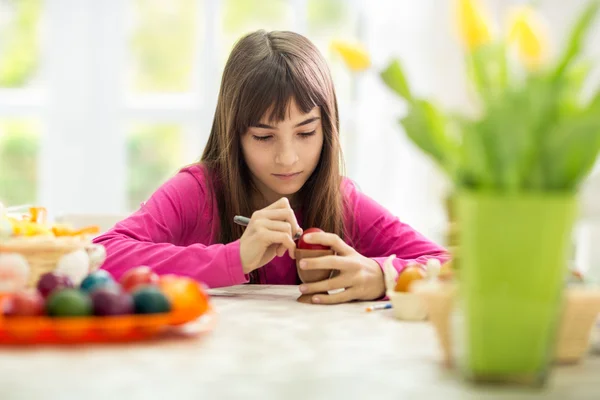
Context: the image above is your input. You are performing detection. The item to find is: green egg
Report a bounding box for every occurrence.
[132,286,171,314]
[46,289,93,317]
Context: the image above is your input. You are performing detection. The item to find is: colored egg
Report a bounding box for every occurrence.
[132,286,171,314]
[80,270,115,293]
[46,289,92,317]
[3,289,45,317]
[0,253,30,293]
[37,272,74,298]
[159,275,209,315]
[394,265,427,292]
[119,266,159,293]
[55,249,90,285]
[91,287,134,316]
[297,228,330,250]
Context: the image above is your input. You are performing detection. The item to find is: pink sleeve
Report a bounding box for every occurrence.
[92,169,248,289]
[344,180,450,276]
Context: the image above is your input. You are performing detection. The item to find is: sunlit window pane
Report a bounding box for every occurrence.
[221,0,292,66]
[0,0,42,88]
[127,0,201,93]
[0,119,40,206]
[127,123,184,210]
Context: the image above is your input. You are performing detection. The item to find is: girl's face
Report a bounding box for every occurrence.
[241,98,324,206]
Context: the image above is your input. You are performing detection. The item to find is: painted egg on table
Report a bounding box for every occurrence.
[0,253,30,293]
[394,265,427,292]
[46,289,93,317]
[159,275,209,314]
[91,287,134,316]
[80,270,115,294]
[55,249,90,286]
[3,289,45,317]
[37,272,74,298]
[132,286,171,314]
[119,266,159,293]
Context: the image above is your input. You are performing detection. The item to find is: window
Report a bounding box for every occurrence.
[0,0,41,89]
[0,0,363,217]
[221,0,292,66]
[0,119,40,205]
[127,123,183,210]
[125,0,201,208]
[127,0,201,93]
[0,0,43,208]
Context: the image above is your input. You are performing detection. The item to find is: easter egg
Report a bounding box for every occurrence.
[91,287,134,316]
[120,266,159,293]
[3,289,45,317]
[55,249,90,285]
[297,228,330,250]
[37,272,74,298]
[46,289,92,317]
[394,265,427,292]
[159,275,209,314]
[80,270,115,294]
[0,253,30,293]
[132,286,171,314]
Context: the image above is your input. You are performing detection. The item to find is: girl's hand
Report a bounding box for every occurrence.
[239,197,302,274]
[296,231,386,304]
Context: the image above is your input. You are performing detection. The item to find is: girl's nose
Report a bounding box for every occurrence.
[274,142,299,166]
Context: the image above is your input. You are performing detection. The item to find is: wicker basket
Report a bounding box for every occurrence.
[0,236,105,290]
[412,281,600,365]
[553,287,600,363]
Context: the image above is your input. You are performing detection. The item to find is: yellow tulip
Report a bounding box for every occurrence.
[330,40,371,72]
[456,0,493,50]
[508,5,549,70]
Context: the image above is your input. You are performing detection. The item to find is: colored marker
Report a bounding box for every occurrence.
[365,303,392,312]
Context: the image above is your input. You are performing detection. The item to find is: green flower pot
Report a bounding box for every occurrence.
[455,191,577,385]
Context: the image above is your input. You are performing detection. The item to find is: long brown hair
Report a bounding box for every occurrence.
[201,30,346,279]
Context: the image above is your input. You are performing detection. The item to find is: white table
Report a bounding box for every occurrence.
[1,285,599,400]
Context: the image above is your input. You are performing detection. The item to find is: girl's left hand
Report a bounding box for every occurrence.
[297,231,386,304]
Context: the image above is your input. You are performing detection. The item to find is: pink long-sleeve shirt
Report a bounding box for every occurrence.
[93,165,449,288]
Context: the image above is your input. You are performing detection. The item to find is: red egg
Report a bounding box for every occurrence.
[3,289,45,317]
[119,266,159,293]
[297,228,330,250]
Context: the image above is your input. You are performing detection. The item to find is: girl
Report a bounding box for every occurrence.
[93,30,449,304]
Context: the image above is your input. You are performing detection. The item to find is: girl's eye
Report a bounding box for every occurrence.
[253,135,272,142]
[298,130,316,138]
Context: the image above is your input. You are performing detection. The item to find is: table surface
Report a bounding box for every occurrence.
[1,284,599,400]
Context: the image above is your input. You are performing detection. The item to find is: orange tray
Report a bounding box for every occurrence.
[0,305,216,345]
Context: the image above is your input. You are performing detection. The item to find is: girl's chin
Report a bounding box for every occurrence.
[268,181,305,196]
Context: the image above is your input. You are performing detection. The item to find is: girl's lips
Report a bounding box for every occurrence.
[273,172,302,180]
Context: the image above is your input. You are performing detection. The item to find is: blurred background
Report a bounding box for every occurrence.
[0,0,599,245]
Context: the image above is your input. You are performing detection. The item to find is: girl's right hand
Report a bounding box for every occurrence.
[239,197,303,274]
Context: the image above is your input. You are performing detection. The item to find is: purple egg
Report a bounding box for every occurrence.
[91,287,134,316]
[37,272,74,298]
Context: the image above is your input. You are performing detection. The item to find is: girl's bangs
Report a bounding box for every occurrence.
[235,54,325,133]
